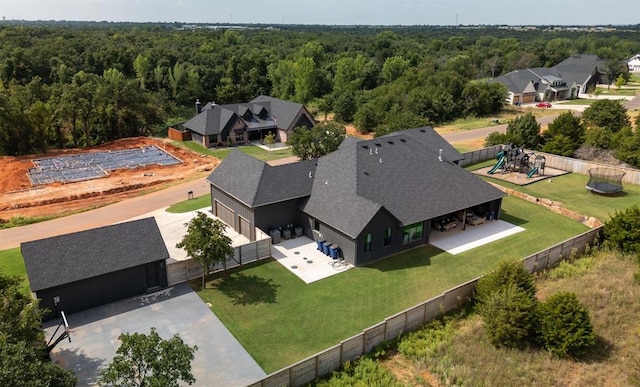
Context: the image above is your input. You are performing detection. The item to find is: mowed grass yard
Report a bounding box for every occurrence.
[469,160,640,221]
[194,195,589,373]
[173,140,294,161]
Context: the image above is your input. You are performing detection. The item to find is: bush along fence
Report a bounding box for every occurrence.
[248,226,602,387]
[166,229,271,286]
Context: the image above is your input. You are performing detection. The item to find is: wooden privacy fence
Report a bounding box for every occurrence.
[459,145,502,167]
[534,151,640,185]
[248,227,602,387]
[166,229,271,286]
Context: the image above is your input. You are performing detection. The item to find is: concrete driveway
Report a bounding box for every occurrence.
[44,283,266,387]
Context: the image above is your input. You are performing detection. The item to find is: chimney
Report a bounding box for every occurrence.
[195,99,202,114]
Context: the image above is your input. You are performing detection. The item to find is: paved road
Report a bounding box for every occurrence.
[0,178,210,250]
[439,114,559,144]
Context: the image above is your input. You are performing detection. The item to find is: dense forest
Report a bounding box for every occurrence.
[1,22,639,155]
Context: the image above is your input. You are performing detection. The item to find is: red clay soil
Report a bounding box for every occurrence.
[0,137,217,222]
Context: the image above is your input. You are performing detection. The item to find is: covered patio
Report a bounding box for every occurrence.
[429,220,524,255]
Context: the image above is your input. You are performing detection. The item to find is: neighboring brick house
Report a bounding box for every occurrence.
[206,127,505,266]
[181,95,315,148]
[492,54,607,105]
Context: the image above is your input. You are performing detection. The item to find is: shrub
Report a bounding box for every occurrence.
[479,283,538,348]
[603,204,640,254]
[537,292,596,358]
[505,112,542,149]
[541,133,576,156]
[484,131,509,147]
[584,126,612,149]
[475,260,536,304]
[317,357,403,387]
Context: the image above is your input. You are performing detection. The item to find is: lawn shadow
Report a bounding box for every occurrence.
[368,245,437,272]
[499,212,528,227]
[52,347,106,386]
[580,334,614,363]
[213,272,279,305]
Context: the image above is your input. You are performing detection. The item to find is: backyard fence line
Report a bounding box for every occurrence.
[533,151,640,185]
[248,226,602,387]
[166,229,271,286]
[459,145,503,167]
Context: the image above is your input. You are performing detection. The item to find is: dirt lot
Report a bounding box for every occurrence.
[0,137,217,221]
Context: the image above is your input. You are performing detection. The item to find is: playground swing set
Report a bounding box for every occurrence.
[487,143,546,179]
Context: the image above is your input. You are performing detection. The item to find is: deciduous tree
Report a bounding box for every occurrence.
[581,99,630,133]
[287,121,345,160]
[176,212,233,289]
[98,328,197,387]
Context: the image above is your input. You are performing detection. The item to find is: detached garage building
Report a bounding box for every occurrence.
[22,217,169,321]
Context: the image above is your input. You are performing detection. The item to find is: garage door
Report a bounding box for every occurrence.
[215,200,234,227]
[238,216,251,239]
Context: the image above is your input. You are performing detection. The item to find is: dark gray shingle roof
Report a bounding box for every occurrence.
[206,150,316,207]
[21,217,168,292]
[303,127,504,237]
[249,95,313,130]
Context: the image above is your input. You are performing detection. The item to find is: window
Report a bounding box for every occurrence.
[314,219,320,231]
[235,130,244,142]
[364,233,372,252]
[402,222,423,244]
[383,228,392,246]
[208,134,218,144]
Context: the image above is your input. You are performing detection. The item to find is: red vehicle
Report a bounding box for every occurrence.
[536,102,552,108]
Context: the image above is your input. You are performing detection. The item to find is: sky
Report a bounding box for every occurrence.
[0,0,639,26]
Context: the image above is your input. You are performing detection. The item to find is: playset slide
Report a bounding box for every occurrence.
[487,155,506,174]
[527,167,538,178]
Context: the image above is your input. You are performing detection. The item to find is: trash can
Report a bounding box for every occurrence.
[282,229,292,240]
[270,229,281,244]
[316,239,326,251]
[294,226,303,237]
[322,241,331,255]
[329,244,340,259]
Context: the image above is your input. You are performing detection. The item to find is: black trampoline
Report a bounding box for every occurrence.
[586,168,625,195]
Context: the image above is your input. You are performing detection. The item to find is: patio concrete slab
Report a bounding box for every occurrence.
[44,283,266,386]
[429,220,525,255]
[271,236,353,283]
[125,207,249,263]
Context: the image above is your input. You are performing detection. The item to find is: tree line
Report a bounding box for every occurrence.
[1,23,640,155]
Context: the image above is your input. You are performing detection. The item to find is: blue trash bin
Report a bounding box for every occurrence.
[322,242,330,255]
[316,239,326,251]
[329,244,340,259]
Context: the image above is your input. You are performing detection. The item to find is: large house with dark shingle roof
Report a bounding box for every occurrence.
[21,217,169,321]
[182,95,315,148]
[493,54,607,105]
[207,127,505,266]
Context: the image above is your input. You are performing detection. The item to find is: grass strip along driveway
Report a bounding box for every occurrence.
[194,195,589,373]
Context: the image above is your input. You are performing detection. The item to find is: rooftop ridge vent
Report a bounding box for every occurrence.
[361,144,369,149]
[374,142,381,147]
[419,128,426,132]
[387,140,394,145]
[399,138,406,142]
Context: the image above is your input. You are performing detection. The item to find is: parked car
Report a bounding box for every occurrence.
[536,102,552,108]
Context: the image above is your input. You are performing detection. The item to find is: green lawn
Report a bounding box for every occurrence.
[166,194,212,213]
[172,141,294,161]
[471,165,640,221]
[555,99,597,106]
[0,247,30,294]
[195,195,588,373]
[595,87,638,96]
